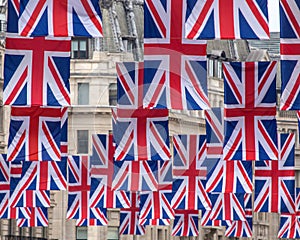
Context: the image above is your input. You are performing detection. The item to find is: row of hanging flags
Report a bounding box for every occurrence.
[0,0,300,238]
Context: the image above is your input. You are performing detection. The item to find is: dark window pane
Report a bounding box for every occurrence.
[71,38,88,59]
[77,130,88,154]
[78,83,89,105]
[109,83,117,106]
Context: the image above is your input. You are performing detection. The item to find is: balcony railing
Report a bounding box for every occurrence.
[277,110,297,119]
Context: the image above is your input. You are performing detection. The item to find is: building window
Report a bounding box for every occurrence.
[258,212,265,221]
[72,38,88,59]
[78,83,89,105]
[295,170,300,187]
[122,37,137,53]
[208,59,223,79]
[215,60,222,78]
[288,128,297,134]
[219,100,223,107]
[158,229,163,240]
[19,227,26,237]
[8,219,16,236]
[165,230,168,240]
[77,130,89,154]
[109,83,117,106]
[42,227,48,238]
[76,226,87,240]
[276,89,281,107]
[107,227,119,240]
[208,59,214,77]
[151,228,154,239]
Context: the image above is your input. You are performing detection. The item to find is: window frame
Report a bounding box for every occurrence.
[71,37,89,59]
[76,226,88,240]
[109,83,117,106]
[77,82,89,105]
[77,130,89,154]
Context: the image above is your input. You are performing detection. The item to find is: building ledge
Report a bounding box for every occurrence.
[68,105,113,115]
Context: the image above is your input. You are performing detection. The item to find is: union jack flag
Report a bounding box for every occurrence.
[224,193,253,237]
[60,107,68,156]
[116,62,144,109]
[8,106,63,162]
[209,193,246,221]
[7,0,20,33]
[89,134,131,209]
[67,155,91,219]
[204,108,224,173]
[90,134,116,208]
[9,161,67,191]
[185,0,270,39]
[9,162,23,178]
[254,133,295,213]
[90,134,114,169]
[4,206,32,220]
[90,181,131,209]
[143,0,210,110]
[76,216,108,227]
[280,0,300,38]
[139,218,171,226]
[89,182,106,210]
[9,162,65,208]
[112,160,159,192]
[14,207,37,220]
[280,0,300,111]
[75,206,108,227]
[0,155,10,218]
[113,107,170,161]
[88,207,108,225]
[115,62,171,160]
[113,191,132,209]
[17,207,48,227]
[7,162,54,210]
[278,188,300,238]
[280,39,300,110]
[18,0,103,37]
[139,160,174,222]
[0,195,11,219]
[67,156,107,223]
[225,210,252,237]
[171,210,199,236]
[201,209,224,227]
[206,160,253,193]
[278,213,300,238]
[10,190,50,208]
[119,192,145,235]
[4,34,71,106]
[0,192,10,218]
[172,135,211,210]
[223,61,278,161]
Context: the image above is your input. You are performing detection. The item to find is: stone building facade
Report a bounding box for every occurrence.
[0,1,298,240]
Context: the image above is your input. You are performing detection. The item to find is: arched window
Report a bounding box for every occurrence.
[109,83,117,106]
